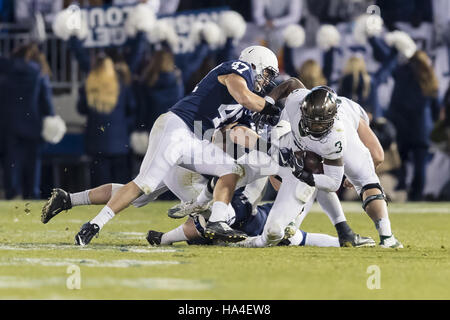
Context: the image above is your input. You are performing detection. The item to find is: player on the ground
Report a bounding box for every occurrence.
[146,186,342,248]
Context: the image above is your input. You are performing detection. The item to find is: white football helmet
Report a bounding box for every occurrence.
[239,45,279,93]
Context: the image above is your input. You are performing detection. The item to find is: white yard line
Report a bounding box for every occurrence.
[0,257,180,268]
[0,243,178,253]
[0,276,212,291]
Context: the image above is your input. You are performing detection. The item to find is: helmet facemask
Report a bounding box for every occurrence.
[299,114,335,139]
[298,88,340,140]
[253,66,279,94]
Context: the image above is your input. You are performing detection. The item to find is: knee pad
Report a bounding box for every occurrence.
[360,183,387,211]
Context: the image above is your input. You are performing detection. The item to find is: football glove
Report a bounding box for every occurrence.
[278,148,315,186]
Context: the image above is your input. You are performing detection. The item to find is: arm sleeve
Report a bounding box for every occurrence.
[125,86,137,132]
[372,50,398,85]
[216,38,236,64]
[272,0,302,28]
[135,82,151,131]
[368,36,395,63]
[126,31,147,74]
[430,97,441,122]
[312,164,344,192]
[176,42,210,84]
[38,75,55,117]
[77,85,88,115]
[322,48,335,84]
[68,36,91,74]
[283,45,297,77]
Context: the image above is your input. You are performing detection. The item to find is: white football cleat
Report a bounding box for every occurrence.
[379,235,404,249]
[167,200,212,219]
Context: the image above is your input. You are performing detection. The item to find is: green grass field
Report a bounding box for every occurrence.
[0,200,449,300]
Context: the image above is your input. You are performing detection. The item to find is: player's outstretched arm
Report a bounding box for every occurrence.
[220,74,305,113]
[266,77,305,102]
[357,118,384,168]
[219,73,267,112]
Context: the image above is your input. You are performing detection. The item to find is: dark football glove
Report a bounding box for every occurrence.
[278,148,315,186]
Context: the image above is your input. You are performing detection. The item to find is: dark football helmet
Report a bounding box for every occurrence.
[299,86,340,139]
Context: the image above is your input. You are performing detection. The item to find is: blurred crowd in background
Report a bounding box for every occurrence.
[0,0,450,202]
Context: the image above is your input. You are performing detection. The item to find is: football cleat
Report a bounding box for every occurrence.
[75,223,100,246]
[146,230,164,246]
[339,233,376,248]
[204,221,248,243]
[283,222,297,240]
[167,200,212,219]
[277,239,292,246]
[41,188,72,224]
[379,235,403,249]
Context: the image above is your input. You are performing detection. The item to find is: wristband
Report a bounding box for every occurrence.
[261,101,279,116]
[264,96,275,105]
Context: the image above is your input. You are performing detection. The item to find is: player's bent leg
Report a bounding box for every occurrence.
[75,113,196,245]
[75,181,143,246]
[42,183,135,224]
[360,183,403,249]
[316,190,375,247]
[147,216,208,246]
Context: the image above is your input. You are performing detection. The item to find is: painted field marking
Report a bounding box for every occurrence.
[0,257,180,268]
[0,276,213,291]
[0,243,178,253]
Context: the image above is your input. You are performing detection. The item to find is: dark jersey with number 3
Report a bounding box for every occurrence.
[169,60,254,135]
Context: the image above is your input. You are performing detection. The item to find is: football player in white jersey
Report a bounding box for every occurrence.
[275,86,402,248]
[232,86,355,248]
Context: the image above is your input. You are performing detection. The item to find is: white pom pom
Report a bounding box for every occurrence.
[130,131,149,156]
[148,19,179,51]
[385,30,417,59]
[316,25,341,50]
[219,11,247,40]
[283,24,305,48]
[125,3,157,37]
[42,115,67,144]
[353,14,383,44]
[52,5,88,41]
[202,21,225,48]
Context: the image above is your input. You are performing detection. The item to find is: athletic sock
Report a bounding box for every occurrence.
[335,221,354,239]
[90,206,115,229]
[316,191,346,225]
[288,230,304,246]
[70,190,91,207]
[196,186,213,205]
[305,233,340,247]
[160,225,188,245]
[375,218,392,237]
[208,201,229,223]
